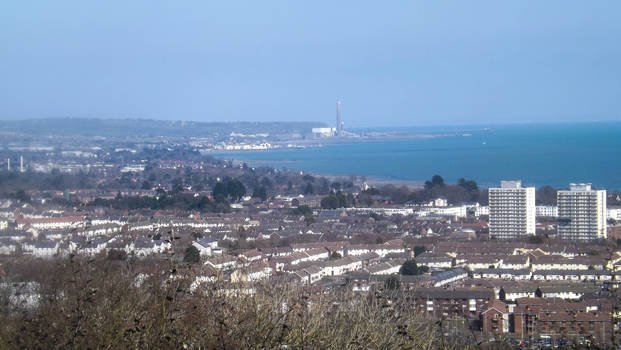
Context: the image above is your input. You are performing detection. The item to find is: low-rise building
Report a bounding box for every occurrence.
[410,288,494,318]
[537,285,600,300]
[416,252,453,269]
[433,268,468,287]
[481,300,510,336]
[499,285,538,302]
[464,256,502,270]
[231,262,272,283]
[192,237,218,256]
[205,255,238,270]
[472,269,531,281]
[22,240,58,258]
[499,255,530,270]
[365,260,403,275]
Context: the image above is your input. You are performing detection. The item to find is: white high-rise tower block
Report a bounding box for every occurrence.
[557,183,607,241]
[489,180,536,239]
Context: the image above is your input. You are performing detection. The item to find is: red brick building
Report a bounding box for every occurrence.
[408,288,494,318]
[511,298,613,345]
[481,299,509,335]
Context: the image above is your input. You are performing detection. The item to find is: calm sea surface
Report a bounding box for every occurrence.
[212,122,621,190]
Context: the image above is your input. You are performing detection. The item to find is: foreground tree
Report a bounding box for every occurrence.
[252,185,268,201]
[414,246,426,257]
[0,258,462,349]
[536,185,557,206]
[304,182,314,194]
[183,245,200,263]
[400,259,422,275]
[384,275,401,290]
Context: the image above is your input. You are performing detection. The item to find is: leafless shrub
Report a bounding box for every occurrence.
[0,257,477,349]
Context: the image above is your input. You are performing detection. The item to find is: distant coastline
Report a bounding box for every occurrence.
[213,121,621,190]
[206,131,471,154]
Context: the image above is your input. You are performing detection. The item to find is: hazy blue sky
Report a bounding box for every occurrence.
[1,1,620,127]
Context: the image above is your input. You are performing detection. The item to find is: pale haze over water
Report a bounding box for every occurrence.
[214,122,621,190]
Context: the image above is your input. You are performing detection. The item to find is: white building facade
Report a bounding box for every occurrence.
[557,183,606,241]
[536,206,558,217]
[488,180,536,239]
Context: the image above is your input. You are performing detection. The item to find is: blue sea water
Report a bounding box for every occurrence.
[212,122,621,190]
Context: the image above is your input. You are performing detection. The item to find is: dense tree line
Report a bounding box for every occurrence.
[212,178,246,202]
[399,260,429,275]
[320,175,487,209]
[91,193,230,212]
[412,175,482,204]
[1,189,31,203]
[252,186,268,201]
[0,161,567,211]
[536,185,557,206]
[609,191,621,206]
[291,205,313,216]
[320,191,355,209]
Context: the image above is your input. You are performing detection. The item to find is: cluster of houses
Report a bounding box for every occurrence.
[0,209,226,258]
[203,240,408,284]
[189,239,621,346]
[4,200,621,346]
[0,202,464,259]
[480,296,614,345]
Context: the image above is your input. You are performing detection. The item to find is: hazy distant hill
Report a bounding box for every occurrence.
[0,118,327,138]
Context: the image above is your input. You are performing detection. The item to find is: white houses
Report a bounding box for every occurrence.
[472,269,532,281]
[532,269,612,282]
[365,260,403,275]
[0,239,17,255]
[321,256,363,276]
[499,285,538,302]
[15,215,84,230]
[537,285,599,300]
[127,238,171,257]
[433,268,468,287]
[499,255,530,270]
[238,249,263,262]
[80,224,121,238]
[293,266,325,285]
[416,253,453,269]
[231,263,272,283]
[192,237,218,256]
[22,240,58,258]
[344,244,404,258]
[205,255,238,270]
[80,236,109,255]
[465,256,502,271]
[531,255,605,271]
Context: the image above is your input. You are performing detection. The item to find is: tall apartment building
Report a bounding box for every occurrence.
[489,180,536,239]
[557,183,606,241]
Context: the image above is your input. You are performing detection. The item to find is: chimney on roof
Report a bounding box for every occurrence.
[408,248,414,260]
